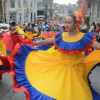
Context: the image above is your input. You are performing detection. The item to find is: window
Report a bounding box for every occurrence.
[18,0,21,8]
[37,11,44,15]
[97,2,100,18]
[23,0,27,8]
[10,0,15,8]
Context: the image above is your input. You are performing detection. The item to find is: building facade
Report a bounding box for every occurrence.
[0,0,3,23]
[1,0,37,25]
[53,3,77,20]
[77,0,87,16]
[37,0,53,21]
[0,0,10,23]
[53,3,69,20]
[87,0,100,24]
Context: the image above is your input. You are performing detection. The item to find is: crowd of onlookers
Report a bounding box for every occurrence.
[1,20,100,43]
[33,21,100,43]
[25,20,100,43]
[80,22,100,43]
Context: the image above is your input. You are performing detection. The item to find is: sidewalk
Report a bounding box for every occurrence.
[0,73,25,100]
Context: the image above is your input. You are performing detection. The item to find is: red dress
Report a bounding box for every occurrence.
[3,27,23,54]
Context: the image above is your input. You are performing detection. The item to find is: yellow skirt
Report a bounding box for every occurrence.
[0,43,6,65]
[11,44,100,100]
[25,50,93,100]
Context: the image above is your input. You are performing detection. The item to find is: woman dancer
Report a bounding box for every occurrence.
[3,21,26,54]
[34,25,57,50]
[0,14,100,100]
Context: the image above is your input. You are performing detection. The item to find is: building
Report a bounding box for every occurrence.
[77,0,87,16]
[67,4,78,14]
[53,3,69,20]
[0,0,10,23]
[37,0,53,21]
[1,0,37,25]
[53,3,77,20]
[87,0,100,24]
[0,0,3,23]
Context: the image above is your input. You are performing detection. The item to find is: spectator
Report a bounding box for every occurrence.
[81,23,88,33]
[89,22,96,32]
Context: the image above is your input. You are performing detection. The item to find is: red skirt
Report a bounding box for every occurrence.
[3,33,23,53]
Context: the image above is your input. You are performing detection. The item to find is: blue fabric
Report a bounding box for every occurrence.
[13,44,100,100]
[32,39,36,42]
[37,43,53,50]
[45,26,49,31]
[14,44,56,100]
[9,27,17,32]
[25,26,34,31]
[6,50,12,54]
[32,39,53,50]
[55,31,94,50]
[84,50,88,57]
[88,63,100,100]
[0,65,7,71]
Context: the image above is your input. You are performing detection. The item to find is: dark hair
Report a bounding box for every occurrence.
[92,22,96,29]
[97,23,100,27]
[11,21,16,26]
[68,14,77,23]
[62,26,65,30]
[32,24,35,27]
[23,24,25,26]
[28,23,31,27]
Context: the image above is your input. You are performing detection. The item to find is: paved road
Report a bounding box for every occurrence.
[0,73,25,100]
[0,65,100,100]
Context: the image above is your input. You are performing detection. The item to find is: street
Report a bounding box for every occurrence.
[0,65,100,100]
[0,73,25,100]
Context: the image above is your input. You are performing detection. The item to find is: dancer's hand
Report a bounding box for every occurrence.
[35,41,40,45]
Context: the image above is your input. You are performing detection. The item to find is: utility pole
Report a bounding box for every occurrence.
[28,0,31,23]
[45,4,47,21]
[6,0,10,23]
[2,0,5,23]
[32,0,35,22]
[21,0,24,25]
[34,0,37,22]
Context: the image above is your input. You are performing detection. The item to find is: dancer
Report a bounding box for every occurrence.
[0,14,100,100]
[34,25,57,50]
[19,23,38,39]
[3,21,26,54]
[0,33,6,80]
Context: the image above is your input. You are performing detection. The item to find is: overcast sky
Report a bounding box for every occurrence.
[53,0,78,4]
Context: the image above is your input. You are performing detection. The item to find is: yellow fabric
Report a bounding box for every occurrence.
[0,60,2,65]
[17,26,26,39]
[17,26,38,39]
[83,50,100,81]
[47,46,61,58]
[0,38,6,65]
[62,32,84,42]
[0,38,6,56]
[25,49,94,100]
[25,31,38,39]
[8,27,19,33]
[33,33,38,37]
